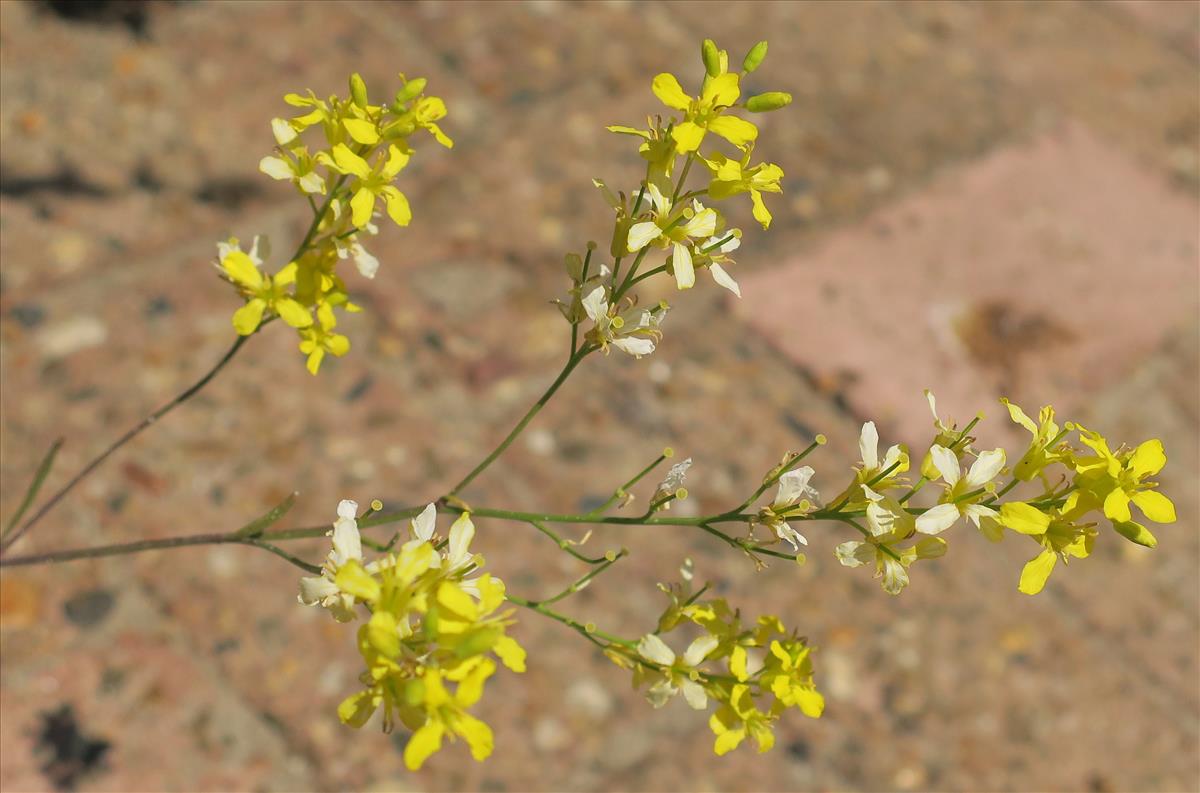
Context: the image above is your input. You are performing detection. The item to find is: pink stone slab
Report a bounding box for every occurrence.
[738,122,1199,446]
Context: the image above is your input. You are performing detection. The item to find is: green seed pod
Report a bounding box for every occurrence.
[701,39,722,77]
[745,91,793,112]
[743,41,768,73]
[394,77,428,105]
[349,73,369,108]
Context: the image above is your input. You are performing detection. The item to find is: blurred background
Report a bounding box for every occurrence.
[1,1,1197,791]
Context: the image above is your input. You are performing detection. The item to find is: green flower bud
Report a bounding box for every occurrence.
[743,41,769,73]
[349,73,369,108]
[702,39,722,77]
[745,91,793,113]
[394,77,427,105]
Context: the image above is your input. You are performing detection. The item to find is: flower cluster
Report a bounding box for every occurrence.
[610,566,823,757]
[566,39,791,360]
[220,72,451,373]
[809,393,1176,595]
[299,502,525,770]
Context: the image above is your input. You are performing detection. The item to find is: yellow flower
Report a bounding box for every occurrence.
[709,684,776,756]
[651,71,758,153]
[321,143,412,228]
[298,310,350,375]
[1072,429,1174,547]
[626,182,719,289]
[220,244,312,335]
[701,149,784,229]
[1001,398,1064,481]
[1016,507,1098,595]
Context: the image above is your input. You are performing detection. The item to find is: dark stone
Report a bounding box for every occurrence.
[144,296,173,318]
[342,373,374,403]
[62,589,115,629]
[34,704,111,791]
[9,303,46,328]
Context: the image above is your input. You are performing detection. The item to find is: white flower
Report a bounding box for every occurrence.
[860,484,915,538]
[400,504,479,593]
[637,633,718,710]
[298,499,363,622]
[763,467,820,550]
[626,183,719,290]
[582,285,667,358]
[915,445,1005,534]
[857,421,907,482]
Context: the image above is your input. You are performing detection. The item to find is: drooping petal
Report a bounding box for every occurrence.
[708,262,741,297]
[671,242,695,289]
[612,336,656,357]
[1018,549,1057,595]
[749,189,773,229]
[680,679,708,710]
[403,721,446,771]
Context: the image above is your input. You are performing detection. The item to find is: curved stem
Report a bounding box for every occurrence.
[0,334,252,556]
[446,346,593,497]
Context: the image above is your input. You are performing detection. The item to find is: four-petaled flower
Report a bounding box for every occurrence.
[915,445,1005,535]
[651,71,757,153]
[626,182,718,290]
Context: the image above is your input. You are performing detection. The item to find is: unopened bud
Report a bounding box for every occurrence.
[746,91,793,113]
[394,77,427,105]
[701,39,722,77]
[349,73,369,108]
[742,41,769,73]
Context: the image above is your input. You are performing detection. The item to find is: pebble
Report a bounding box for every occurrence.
[525,428,556,456]
[37,316,108,358]
[564,677,613,720]
[62,588,116,629]
[532,717,569,752]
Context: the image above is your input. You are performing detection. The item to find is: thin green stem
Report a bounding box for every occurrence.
[733,439,822,515]
[529,519,609,564]
[2,438,63,540]
[586,451,671,517]
[446,346,593,497]
[528,550,628,607]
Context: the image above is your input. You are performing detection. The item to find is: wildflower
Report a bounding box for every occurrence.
[219,240,312,335]
[626,182,718,290]
[582,285,667,358]
[762,639,824,718]
[650,71,757,153]
[709,683,776,755]
[321,143,413,228]
[1002,399,1065,481]
[298,310,350,375]
[915,445,1006,534]
[298,499,364,622]
[835,533,946,595]
[834,422,909,507]
[606,121,678,185]
[701,149,784,229]
[1072,430,1175,547]
[1015,503,1098,595]
[259,118,328,195]
[758,467,819,550]
[635,632,718,709]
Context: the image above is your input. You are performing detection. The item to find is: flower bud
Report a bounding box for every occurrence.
[564,252,584,282]
[745,91,793,113]
[742,41,769,73]
[394,77,427,105]
[701,39,722,77]
[349,73,369,108]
